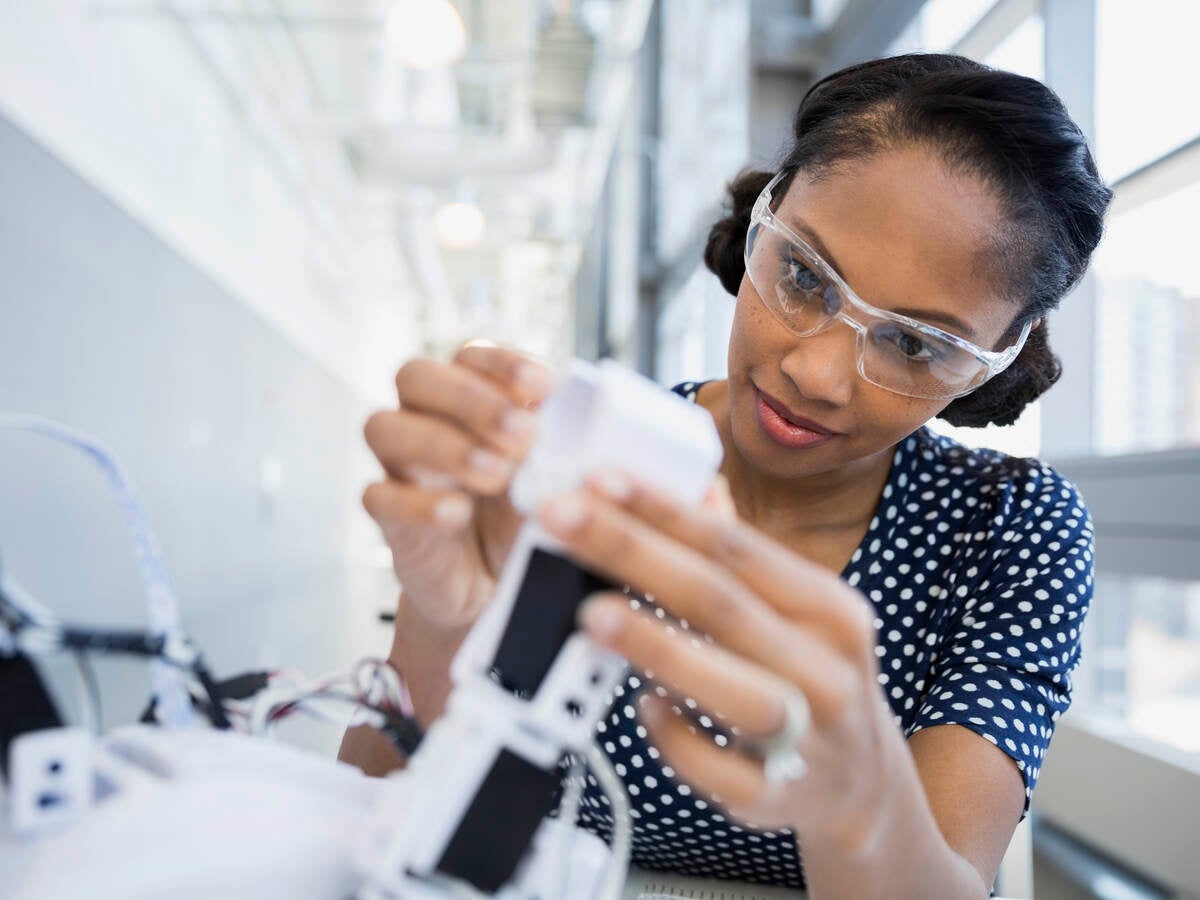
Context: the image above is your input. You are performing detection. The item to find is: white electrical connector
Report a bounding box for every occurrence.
[5,726,93,836]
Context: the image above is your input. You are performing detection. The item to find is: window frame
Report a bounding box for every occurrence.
[1032,0,1200,893]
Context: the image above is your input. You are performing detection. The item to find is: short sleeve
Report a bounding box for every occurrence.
[907,463,1094,813]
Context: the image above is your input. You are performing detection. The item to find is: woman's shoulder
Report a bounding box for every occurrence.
[668,380,707,402]
[903,426,1089,524]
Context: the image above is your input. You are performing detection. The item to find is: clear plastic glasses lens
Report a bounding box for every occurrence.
[746,219,991,399]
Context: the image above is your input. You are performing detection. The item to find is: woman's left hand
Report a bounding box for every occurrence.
[537,469,908,852]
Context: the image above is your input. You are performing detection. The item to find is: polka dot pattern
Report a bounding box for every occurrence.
[573,381,1095,889]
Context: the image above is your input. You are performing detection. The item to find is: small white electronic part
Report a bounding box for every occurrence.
[509,359,723,516]
[1,725,380,900]
[5,726,93,835]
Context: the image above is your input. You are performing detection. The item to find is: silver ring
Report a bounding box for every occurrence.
[754,688,811,787]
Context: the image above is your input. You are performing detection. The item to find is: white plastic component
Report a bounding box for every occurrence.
[509,359,723,516]
[449,523,631,749]
[1,725,380,900]
[356,697,561,893]
[362,359,723,899]
[5,726,92,835]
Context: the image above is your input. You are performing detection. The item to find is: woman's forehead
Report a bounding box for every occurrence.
[777,150,1015,343]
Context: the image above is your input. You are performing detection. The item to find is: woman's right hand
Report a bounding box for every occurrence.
[362,343,555,634]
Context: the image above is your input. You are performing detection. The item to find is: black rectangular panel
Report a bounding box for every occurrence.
[488,548,615,698]
[435,748,562,894]
[0,653,62,778]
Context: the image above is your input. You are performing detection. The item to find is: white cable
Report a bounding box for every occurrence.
[0,575,64,656]
[551,754,586,900]
[353,657,409,716]
[0,568,60,630]
[0,414,194,725]
[586,743,631,900]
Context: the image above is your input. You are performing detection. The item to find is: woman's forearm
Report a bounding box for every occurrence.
[796,738,989,900]
[337,592,470,775]
[389,599,470,727]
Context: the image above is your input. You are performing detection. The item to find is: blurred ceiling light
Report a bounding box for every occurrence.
[384,0,467,68]
[434,201,486,249]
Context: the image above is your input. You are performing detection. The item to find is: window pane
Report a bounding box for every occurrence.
[1094,178,1200,455]
[1096,0,1200,180]
[1074,574,1200,756]
[983,13,1043,81]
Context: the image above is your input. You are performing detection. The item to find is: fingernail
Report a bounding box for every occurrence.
[515,363,552,397]
[542,493,588,534]
[579,599,623,638]
[502,408,538,441]
[591,469,632,502]
[469,447,510,477]
[433,496,471,526]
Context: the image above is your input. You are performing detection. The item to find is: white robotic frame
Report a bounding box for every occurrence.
[0,359,723,900]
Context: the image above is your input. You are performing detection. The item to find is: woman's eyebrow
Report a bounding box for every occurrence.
[781,212,847,277]
[890,307,977,340]
[781,212,977,341]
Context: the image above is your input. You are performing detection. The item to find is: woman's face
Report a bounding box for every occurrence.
[727,146,1020,480]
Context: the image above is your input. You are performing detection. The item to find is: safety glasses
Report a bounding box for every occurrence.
[745,171,1032,401]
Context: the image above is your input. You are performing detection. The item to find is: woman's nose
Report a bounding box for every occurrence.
[778,320,857,408]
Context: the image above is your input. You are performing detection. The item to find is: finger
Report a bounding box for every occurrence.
[580,593,794,739]
[452,343,555,409]
[362,479,473,532]
[364,408,515,495]
[638,694,766,812]
[701,474,737,519]
[395,357,539,458]
[584,470,873,657]
[541,493,856,721]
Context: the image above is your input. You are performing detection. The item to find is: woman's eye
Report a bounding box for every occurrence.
[783,256,822,292]
[880,326,941,363]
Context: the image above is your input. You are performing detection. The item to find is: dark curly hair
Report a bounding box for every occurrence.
[703,53,1112,427]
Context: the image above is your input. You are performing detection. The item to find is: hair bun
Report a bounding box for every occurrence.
[704,169,775,297]
[939,321,1061,428]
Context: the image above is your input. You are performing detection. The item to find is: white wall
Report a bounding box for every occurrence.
[0,0,384,393]
[0,5,419,753]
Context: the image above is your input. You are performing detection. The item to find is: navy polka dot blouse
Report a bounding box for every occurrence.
[573,381,1095,889]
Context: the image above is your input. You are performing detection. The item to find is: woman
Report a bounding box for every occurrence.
[341,53,1110,897]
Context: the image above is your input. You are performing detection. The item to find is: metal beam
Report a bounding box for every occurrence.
[642,202,724,308]
[816,0,926,76]
[635,0,662,377]
[751,10,824,75]
[1038,0,1098,459]
[1108,133,1200,217]
[953,0,1041,60]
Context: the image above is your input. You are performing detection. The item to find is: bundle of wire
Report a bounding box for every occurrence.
[0,414,195,725]
[230,659,412,738]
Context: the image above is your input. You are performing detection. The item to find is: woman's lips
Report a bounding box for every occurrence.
[753,388,840,450]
